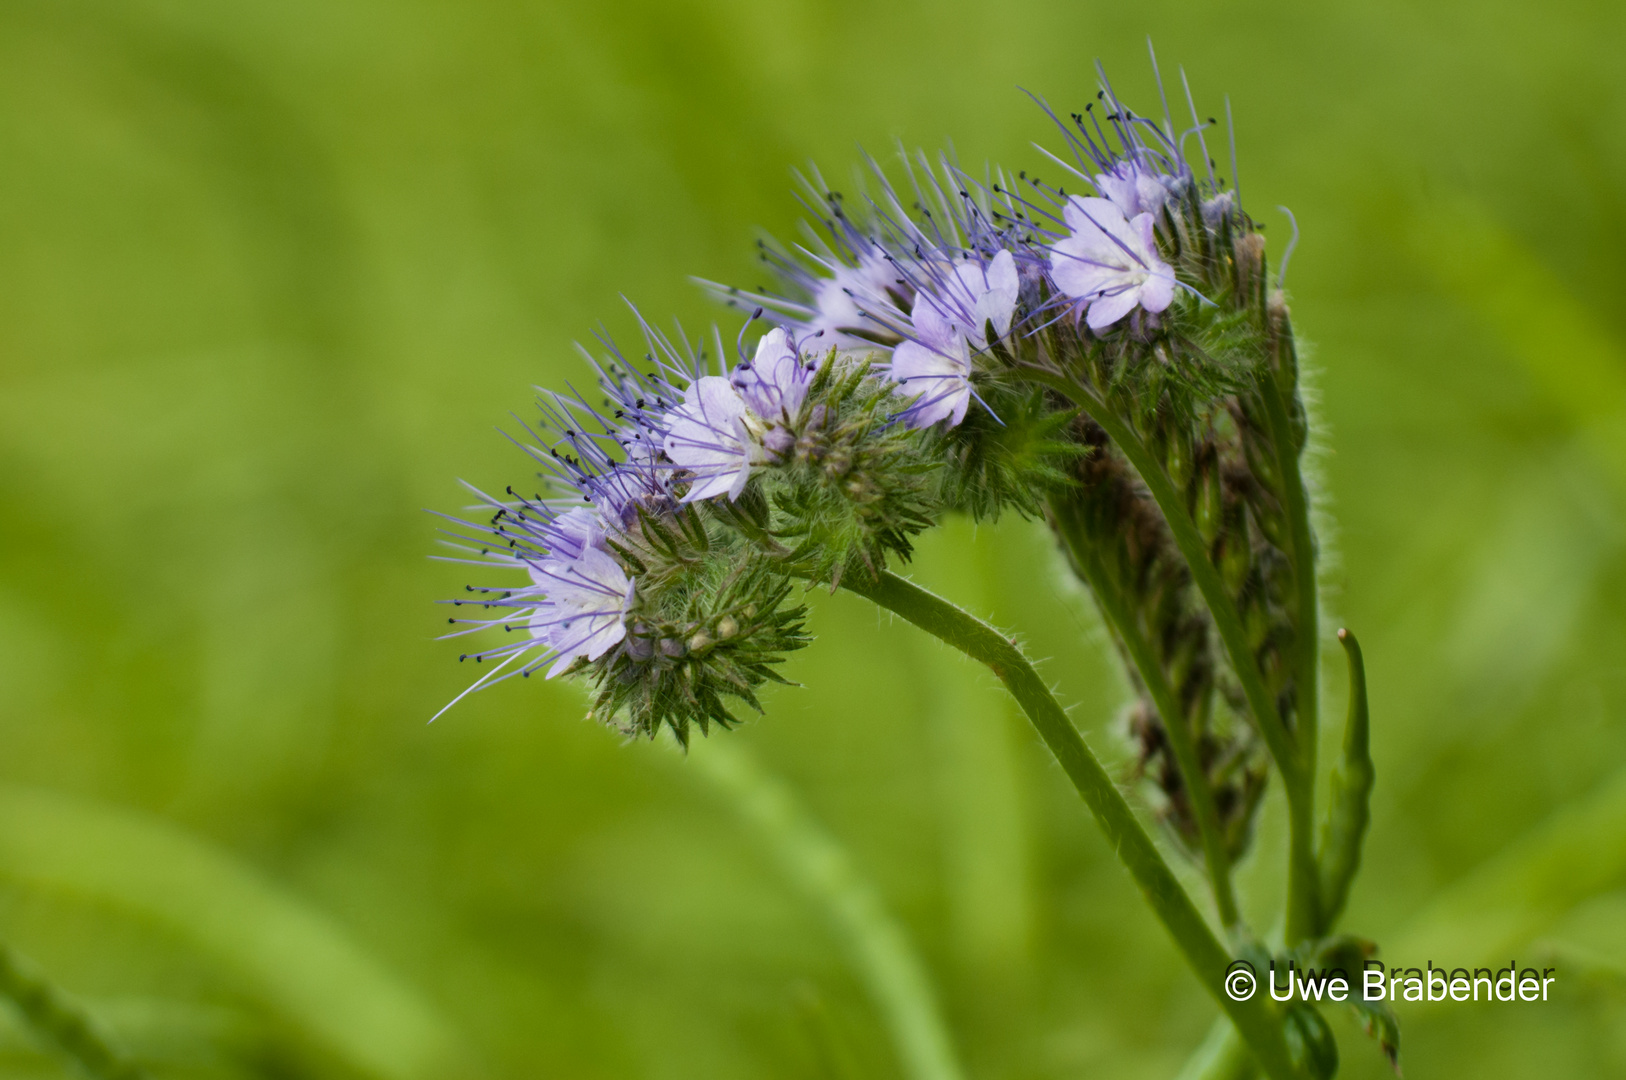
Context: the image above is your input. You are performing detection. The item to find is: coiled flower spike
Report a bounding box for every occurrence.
[439,56,1387,1080]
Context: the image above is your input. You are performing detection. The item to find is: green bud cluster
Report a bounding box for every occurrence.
[588,506,810,743]
[753,357,940,587]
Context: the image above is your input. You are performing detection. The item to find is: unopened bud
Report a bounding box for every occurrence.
[1195,466,1225,545]
[716,616,739,640]
[658,638,686,658]
[1219,531,1251,593]
[1166,434,1193,492]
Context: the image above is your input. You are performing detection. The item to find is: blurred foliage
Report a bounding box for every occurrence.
[0,0,1625,1077]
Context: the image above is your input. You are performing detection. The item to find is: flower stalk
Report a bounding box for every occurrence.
[1046,491,1240,928]
[836,570,1298,1080]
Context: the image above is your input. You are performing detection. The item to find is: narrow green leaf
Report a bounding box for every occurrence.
[1317,628,1373,929]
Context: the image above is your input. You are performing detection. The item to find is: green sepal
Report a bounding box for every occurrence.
[1318,628,1373,929]
[1282,1004,1338,1080]
[1295,934,1401,1076]
[933,382,1082,520]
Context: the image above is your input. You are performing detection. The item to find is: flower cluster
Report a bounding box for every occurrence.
[439,69,1300,783]
[437,63,1403,1079]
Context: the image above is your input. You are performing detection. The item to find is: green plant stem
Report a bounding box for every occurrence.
[837,569,1301,1080]
[1256,376,1319,787]
[681,736,966,1080]
[0,943,147,1080]
[1025,368,1321,943]
[1255,376,1322,943]
[1047,493,1240,930]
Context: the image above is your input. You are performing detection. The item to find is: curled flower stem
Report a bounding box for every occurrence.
[1047,492,1241,930]
[0,943,148,1080]
[836,569,1300,1080]
[1022,367,1322,943]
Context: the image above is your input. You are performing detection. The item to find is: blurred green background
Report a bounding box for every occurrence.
[2,0,1626,1077]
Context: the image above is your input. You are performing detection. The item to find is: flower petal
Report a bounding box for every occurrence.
[664,376,751,503]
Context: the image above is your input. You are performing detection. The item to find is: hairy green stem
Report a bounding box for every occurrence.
[1026,368,1320,942]
[0,943,147,1080]
[1255,375,1322,942]
[1255,376,1319,784]
[683,736,966,1080]
[838,569,1301,1080]
[1047,493,1240,929]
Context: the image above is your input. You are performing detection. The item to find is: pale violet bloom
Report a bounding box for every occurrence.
[664,328,812,502]
[890,250,1018,429]
[1094,160,1172,219]
[1049,196,1176,331]
[731,327,811,422]
[527,545,634,677]
[664,376,754,502]
[801,251,905,350]
[543,505,605,560]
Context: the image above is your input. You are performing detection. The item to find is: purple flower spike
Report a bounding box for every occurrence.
[1049,196,1176,331]
[890,250,1018,429]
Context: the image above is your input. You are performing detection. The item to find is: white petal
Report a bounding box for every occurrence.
[1063,195,1122,235]
[1139,267,1176,314]
[956,250,1019,341]
[735,327,810,420]
[664,377,751,502]
[908,291,959,350]
[891,338,971,428]
[1085,287,1141,331]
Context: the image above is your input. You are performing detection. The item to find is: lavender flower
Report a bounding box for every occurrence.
[799,250,907,352]
[663,377,756,502]
[1048,196,1176,331]
[526,542,634,677]
[732,326,813,424]
[1094,159,1173,219]
[890,250,1018,428]
[664,327,813,502]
